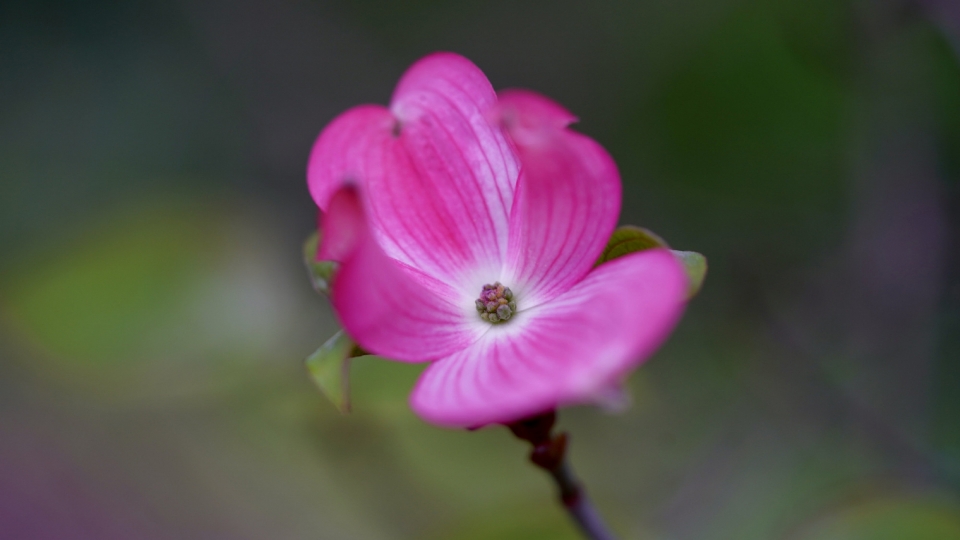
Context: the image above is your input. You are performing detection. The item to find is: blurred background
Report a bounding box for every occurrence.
[2,0,959,538]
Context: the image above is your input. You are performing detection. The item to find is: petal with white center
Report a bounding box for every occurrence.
[320,187,485,362]
[308,53,520,288]
[498,90,622,308]
[410,248,687,427]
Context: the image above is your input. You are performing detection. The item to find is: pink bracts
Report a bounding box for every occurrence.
[308,53,687,428]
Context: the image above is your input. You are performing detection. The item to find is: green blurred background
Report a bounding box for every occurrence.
[2,0,959,538]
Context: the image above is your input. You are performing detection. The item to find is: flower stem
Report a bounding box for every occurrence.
[506,412,619,540]
[549,457,619,540]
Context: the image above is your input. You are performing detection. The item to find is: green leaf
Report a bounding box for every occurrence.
[671,250,708,299]
[303,231,337,295]
[595,225,707,299]
[594,225,668,267]
[305,330,367,413]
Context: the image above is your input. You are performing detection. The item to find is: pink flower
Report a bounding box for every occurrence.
[307,53,688,428]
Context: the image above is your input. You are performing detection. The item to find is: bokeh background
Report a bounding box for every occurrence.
[2,0,959,538]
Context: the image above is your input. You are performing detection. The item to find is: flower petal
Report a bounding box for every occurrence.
[308,53,521,288]
[307,105,474,282]
[320,186,485,362]
[410,248,687,427]
[387,52,521,287]
[307,104,394,210]
[497,90,622,308]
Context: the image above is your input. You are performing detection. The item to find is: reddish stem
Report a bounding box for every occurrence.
[507,412,619,540]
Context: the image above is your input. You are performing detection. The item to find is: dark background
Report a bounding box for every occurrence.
[2,0,959,538]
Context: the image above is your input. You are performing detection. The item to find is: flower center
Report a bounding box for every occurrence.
[475,282,517,324]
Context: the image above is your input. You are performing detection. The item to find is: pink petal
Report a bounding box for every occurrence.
[319,186,485,362]
[308,53,520,288]
[497,90,622,309]
[410,249,687,427]
[307,105,394,211]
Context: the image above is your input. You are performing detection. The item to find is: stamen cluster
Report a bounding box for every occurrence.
[475,282,517,323]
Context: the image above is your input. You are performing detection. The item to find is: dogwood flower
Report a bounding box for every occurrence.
[308,53,687,427]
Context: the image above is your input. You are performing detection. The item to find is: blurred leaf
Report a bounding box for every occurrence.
[595,225,707,298]
[0,201,218,366]
[630,7,847,261]
[306,330,367,413]
[594,225,667,266]
[672,250,708,299]
[302,231,336,295]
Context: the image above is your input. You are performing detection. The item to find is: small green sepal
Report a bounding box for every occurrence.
[595,225,707,299]
[594,226,668,267]
[303,231,337,295]
[671,250,707,299]
[305,330,367,413]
